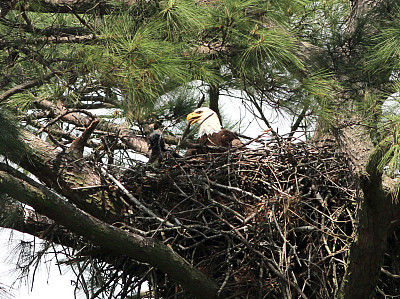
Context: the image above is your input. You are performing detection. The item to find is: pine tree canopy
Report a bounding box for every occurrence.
[2,0,400,298]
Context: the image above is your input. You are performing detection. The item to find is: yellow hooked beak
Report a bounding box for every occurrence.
[186,112,201,125]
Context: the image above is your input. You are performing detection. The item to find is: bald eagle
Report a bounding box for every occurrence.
[148,132,181,165]
[186,107,243,156]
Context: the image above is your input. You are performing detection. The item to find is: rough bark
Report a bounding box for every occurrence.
[0,199,82,248]
[16,129,123,222]
[0,117,220,297]
[334,105,398,297]
[0,72,60,102]
[35,99,151,155]
[34,98,191,154]
[338,136,400,298]
[0,0,398,297]
[340,180,392,298]
[333,1,400,297]
[209,83,221,123]
[0,0,138,15]
[0,165,220,299]
[0,170,217,298]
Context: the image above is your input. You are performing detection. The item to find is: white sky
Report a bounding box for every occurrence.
[0,95,293,299]
[0,229,76,299]
[220,92,294,137]
[1,73,397,298]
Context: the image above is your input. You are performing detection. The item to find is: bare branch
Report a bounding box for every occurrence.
[1,0,139,15]
[35,99,151,155]
[0,164,220,299]
[0,34,98,50]
[0,71,59,103]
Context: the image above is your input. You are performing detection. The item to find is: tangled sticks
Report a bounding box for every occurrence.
[118,137,357,298]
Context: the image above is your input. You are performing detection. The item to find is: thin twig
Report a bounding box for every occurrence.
[100,167,175,228]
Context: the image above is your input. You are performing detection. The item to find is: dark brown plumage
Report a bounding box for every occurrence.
[186,107,242,156]
[148,132,181,164]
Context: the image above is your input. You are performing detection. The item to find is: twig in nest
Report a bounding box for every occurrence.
[101,167,175,228]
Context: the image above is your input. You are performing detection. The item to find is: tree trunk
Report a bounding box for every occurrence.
[337,133,400,298]
[209,83,221,122]
[340,176,392,298]
[325,1,399,297]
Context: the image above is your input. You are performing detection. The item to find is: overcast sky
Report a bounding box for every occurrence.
[0,229,76,299]
[0,95,292,298]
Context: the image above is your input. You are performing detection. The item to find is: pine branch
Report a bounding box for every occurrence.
[0,197,80,248]
[101,168,175,228]
[68,119,100,158]
[0,0,139,15]
[0,34,98,49]
[0,71,60,103]
[35,99,151,155]
[0,163,221,299]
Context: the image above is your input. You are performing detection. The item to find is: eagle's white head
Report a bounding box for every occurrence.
[186,107,222,137]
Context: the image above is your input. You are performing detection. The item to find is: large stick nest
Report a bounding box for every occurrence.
[118,137,358,298]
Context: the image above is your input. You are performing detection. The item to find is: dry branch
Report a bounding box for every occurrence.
[117,137,357,298]
[0,34,98,49]
[0,71,60,103]
[0,162,220,299]
[34,99,151,154]
[0,0,138,15]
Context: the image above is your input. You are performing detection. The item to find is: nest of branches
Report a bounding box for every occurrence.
[115,137,358,298]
